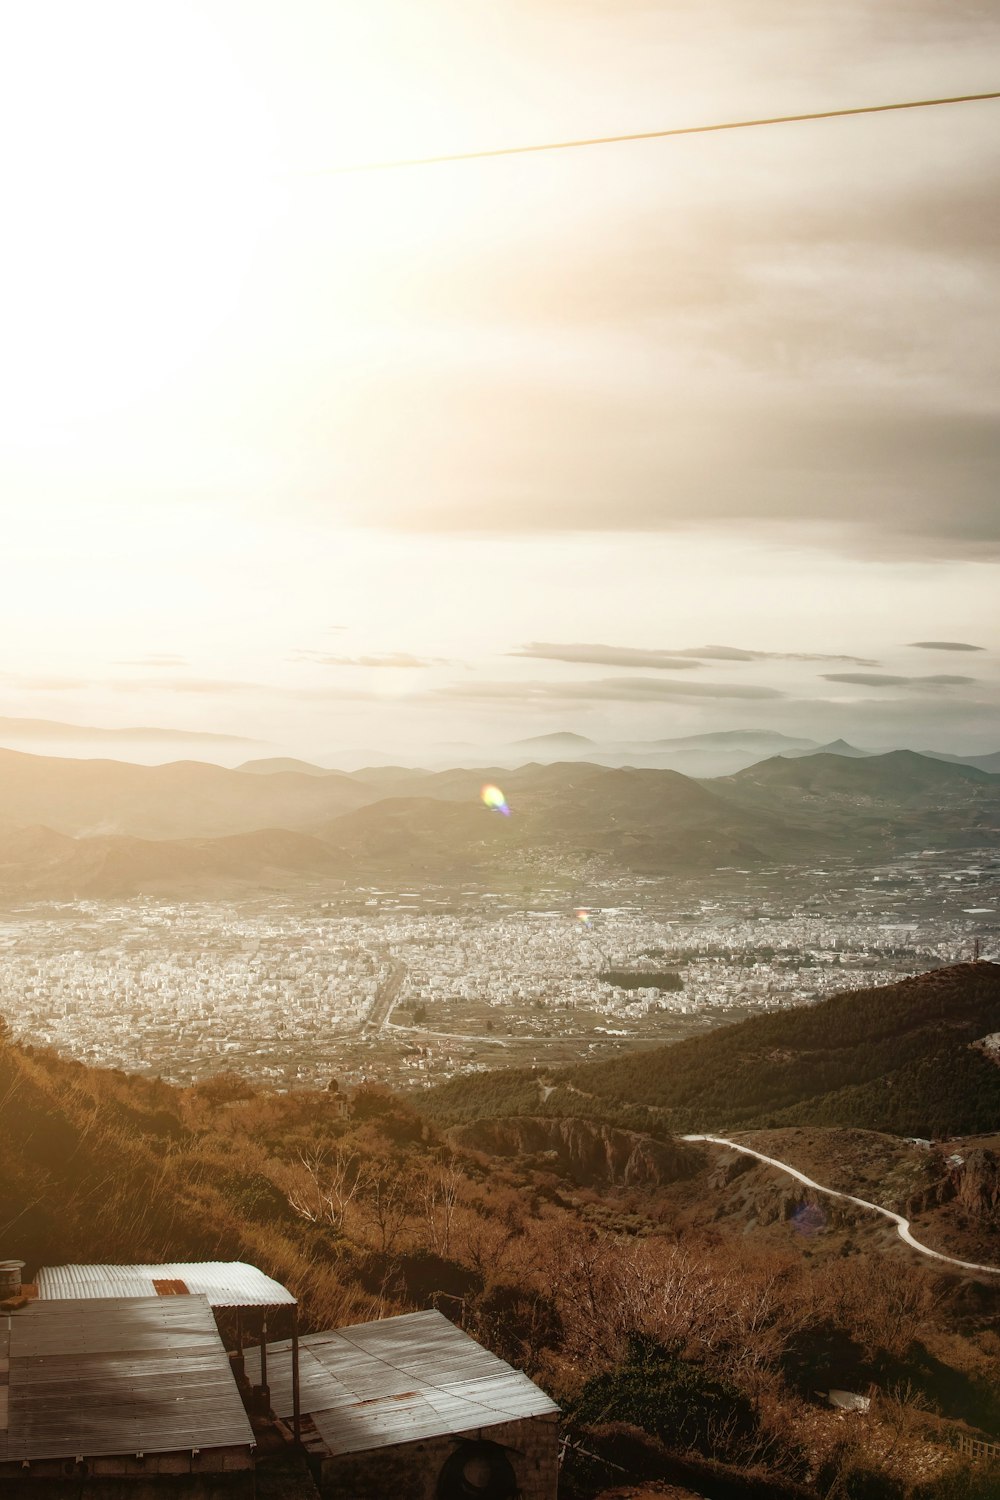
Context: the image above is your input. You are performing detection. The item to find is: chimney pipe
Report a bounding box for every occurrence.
[0,1261,25,1299]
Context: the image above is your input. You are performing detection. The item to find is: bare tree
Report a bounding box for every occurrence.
[358,1162,414,1254]
[282,1145,368,1232]
[417,1161,462,1256]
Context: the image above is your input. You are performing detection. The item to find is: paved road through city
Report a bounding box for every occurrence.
[363,958,407,1033]
[682,1134,1000,1276]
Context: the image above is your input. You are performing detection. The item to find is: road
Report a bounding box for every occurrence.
[362,959,407,1033]
[682,1134,1000,1277]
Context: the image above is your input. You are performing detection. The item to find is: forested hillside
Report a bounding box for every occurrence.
[422,964,1000,1139]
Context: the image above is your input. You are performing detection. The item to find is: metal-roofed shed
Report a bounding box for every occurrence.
[245,1310,559,1500]
[35,1260,296,1309]
[0,1294,255,1484]
[35,1259,304,1444]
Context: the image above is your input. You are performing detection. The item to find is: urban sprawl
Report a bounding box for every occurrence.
[1,847,996,1092]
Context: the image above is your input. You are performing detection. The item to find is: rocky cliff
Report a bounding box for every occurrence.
[448,1115,701,1188]
[955,1147,1000,1222]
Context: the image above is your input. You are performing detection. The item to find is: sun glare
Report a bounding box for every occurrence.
[1,4,280,440]
[1,0,496,453]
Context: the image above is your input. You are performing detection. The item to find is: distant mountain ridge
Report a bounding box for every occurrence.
[0,715,257,748]
[0,746,998,896]
[0,746,374,840]
[783,738,873,759]
[924,749,1000,775]
[506,730,596,748]
[238,757,334,776]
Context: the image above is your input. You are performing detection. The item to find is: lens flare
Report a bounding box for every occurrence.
[480,783,511,816]
[791,1202,827,1238]
[575,909,592,927]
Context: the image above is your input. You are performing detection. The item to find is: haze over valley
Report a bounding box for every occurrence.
[1,736,996,1094]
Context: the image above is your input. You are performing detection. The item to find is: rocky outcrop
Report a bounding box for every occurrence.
[709,1152,754,1189]
[956,1148,1000,1222]
[448,1115,701,1187]
[905,1147,1000,1223]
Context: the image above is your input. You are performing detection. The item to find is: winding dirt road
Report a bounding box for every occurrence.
[682,1134,1000,1277]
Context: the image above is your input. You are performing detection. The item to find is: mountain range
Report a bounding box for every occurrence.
[0,744,997,898]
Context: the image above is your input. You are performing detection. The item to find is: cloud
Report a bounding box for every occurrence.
[113,654,189,667]
[822,672,977,688]
[313,651,437,669]
[134,678,266,695]
[301,56,1000,561]
[438,676,784,702]
[510,643,701,670]
[511,641,878,669]
[677,645,879,665]
[367,388,1000,557]
[908,640,985,652]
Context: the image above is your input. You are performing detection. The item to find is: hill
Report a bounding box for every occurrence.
[507,731,596,749]
[316,762,805,878]
[0,715,256,748]
[2,1017,999,1495]
[0,746,377,839]
[783,739,874,759]
[924,749,1000,775]
[423,964,1000,1140]
[1,747,999,893]
[0,823,346,899]
[707,750,1000,854]
[724,749,998,800]
[649,730,817,752]
[237,756,334,776]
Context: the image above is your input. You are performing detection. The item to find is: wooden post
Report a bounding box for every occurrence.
[291,1304,302,1445]
[260,1316,268,1393]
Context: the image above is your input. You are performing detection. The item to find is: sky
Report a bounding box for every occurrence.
[2,0,999,761]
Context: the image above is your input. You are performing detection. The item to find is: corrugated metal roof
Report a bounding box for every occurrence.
[245,1309,558,1455]
[0,1295,256,1462]
[35,1260,295,1308]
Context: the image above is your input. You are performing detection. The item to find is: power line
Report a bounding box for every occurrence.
[319,88,1000,176]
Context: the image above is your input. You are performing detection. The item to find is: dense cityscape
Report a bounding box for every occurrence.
[2,845,994,1092]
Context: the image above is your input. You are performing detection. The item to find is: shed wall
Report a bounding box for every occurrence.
[0,1477,253,1500]
[315,1413,559,1500]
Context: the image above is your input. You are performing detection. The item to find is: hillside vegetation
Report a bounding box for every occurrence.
[422,964,1000,1139]
[1,1011,998,1498]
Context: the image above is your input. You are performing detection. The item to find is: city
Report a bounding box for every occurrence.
[2,845,995,1093]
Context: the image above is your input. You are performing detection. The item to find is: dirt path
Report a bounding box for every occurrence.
[682,1134,1000,1276]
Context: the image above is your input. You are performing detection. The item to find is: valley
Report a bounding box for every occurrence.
[3,842,995,1091]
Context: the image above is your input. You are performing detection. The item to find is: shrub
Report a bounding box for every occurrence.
[569,1335,757,1461]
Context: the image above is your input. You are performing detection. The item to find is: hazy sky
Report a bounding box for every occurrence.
[2,0,999,758]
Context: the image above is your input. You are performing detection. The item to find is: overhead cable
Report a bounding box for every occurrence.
[318,89,1000,175]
